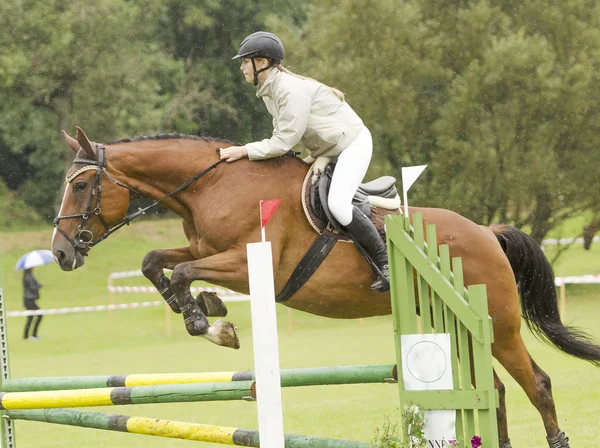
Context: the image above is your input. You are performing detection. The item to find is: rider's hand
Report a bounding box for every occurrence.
[311,156,331,185]
[219,146,248,162]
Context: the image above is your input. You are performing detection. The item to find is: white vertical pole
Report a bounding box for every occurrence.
[246,242,285,448]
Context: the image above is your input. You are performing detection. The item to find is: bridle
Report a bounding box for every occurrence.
[53,144,225,255]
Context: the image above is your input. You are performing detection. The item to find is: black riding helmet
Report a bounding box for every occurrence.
[232,31,284,86]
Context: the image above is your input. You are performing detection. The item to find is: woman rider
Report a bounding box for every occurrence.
[219,31,389,291]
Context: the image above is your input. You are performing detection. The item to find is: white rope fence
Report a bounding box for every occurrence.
[8,269,598,325]
[540,236,600,318]
[555,274,600,286]
[107,270,249,299]
[7,271,250,319]
[105,270,251,336]
[107,285,249,300]
[6,270,254,339]
[7,301,163,317]
[542,236,600,246]
[553,274,600,319]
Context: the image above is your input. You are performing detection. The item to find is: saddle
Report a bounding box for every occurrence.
[304,163,401,238]
[275,160,401,302]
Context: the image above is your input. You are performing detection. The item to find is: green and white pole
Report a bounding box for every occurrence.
[2,364,397,392]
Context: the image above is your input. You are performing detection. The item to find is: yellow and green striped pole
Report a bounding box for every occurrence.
[6,409,371,447]
[0,364,397,410]
[0,381,255,410]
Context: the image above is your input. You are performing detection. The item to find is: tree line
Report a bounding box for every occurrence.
[1,0,598,242]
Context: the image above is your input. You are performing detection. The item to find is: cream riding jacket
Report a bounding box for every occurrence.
[245,68,364,160]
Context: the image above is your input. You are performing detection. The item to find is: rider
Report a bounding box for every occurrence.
[219,31,389,291]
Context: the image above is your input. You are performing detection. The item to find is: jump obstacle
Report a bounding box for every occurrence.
[0,213,499,447]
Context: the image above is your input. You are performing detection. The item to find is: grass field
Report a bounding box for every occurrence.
[1,219,599,447]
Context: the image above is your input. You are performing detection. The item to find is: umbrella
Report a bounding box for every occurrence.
[15,250,55,271]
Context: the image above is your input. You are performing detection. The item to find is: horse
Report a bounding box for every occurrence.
[52,127,600,448]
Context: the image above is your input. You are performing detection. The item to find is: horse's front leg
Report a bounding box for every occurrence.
[142,247,230,318]
[141,247,196,314]
[170,250,247,349]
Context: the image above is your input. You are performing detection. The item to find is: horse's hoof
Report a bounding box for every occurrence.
[547,430,569,448]
[204,320,240,349]
[499,439,513,448]
[196,291,228,317]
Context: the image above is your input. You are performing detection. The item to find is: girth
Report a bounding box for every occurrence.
[275,232,340,302]
[276,162,400,302]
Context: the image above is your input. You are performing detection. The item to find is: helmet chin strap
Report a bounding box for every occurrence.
[251,58,276,86]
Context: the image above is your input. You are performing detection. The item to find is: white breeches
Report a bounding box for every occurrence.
[327,126,373,226]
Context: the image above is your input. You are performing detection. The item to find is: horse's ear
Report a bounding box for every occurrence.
[61,130,81,153]
[75,126,97,160]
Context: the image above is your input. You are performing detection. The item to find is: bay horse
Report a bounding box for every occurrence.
[52,127,600,448]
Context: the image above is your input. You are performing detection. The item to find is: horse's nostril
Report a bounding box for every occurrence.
[55,250,67,264]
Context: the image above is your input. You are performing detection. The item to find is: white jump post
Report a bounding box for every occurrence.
[246,199,285,448]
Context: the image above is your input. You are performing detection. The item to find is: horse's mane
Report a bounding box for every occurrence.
[110,133,233,145]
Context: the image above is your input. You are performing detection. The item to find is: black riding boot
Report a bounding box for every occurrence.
[345,207,389,292]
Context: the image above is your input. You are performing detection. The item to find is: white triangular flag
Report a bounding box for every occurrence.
[402,165,427,216]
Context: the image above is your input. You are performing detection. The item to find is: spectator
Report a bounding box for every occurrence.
[23,268,42,340]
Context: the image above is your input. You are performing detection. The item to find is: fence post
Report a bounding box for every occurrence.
[386,213,499,448]
[0,255,16,448]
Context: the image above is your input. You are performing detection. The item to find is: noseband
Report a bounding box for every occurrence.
[54,144,225,256]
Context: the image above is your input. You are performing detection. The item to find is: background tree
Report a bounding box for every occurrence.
[282,0,600,242]
[0,0,184,218]
[0,0,598,244]
[137,0,307,140]
[0,0,307,220]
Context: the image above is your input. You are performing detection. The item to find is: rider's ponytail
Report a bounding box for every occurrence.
[276,64,345,102]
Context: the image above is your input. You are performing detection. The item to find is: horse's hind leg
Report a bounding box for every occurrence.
[493,370,512,448]
[530,358,570,448]
[493,334,570,448]
[170,250,247,349]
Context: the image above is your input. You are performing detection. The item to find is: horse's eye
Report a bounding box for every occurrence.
[74,182,87,192]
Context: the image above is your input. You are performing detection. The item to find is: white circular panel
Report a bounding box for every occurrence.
[405,341,448,383]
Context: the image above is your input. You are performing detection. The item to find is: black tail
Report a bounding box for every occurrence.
[493,224,600,366]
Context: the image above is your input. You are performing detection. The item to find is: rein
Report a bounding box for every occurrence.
[54,144,225,255]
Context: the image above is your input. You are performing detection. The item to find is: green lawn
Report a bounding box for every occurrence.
[1,219,599,447]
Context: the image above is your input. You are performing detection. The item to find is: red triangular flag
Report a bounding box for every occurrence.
[260,199,282,228]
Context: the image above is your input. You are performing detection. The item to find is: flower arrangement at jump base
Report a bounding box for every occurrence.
[371,405,427,448]
[372,405,483,448]
[403,405,427,448]
[449,435,482,448]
